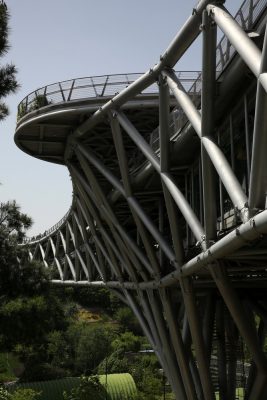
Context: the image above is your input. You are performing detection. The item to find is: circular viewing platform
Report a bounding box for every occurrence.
[15,72,201,165]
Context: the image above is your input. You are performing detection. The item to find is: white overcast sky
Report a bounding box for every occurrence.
[1,0,241,236]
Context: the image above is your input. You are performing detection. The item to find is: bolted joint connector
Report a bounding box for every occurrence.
[239,205,251,223]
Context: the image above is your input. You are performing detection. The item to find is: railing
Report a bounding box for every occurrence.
[23,206,72,243]
[17,73,155,122]
[216,0,267,73]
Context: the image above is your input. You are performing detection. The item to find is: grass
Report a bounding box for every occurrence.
[99,373,137,399]
[215,388,244,399]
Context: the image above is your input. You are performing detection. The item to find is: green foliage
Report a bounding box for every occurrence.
[0,3,19,120]
[0,353,23,382]
[97,350,129,375]
[67,324,114,374]
[47,331,70,368]
[111,332,141,353]
[0,387,39,400]
[0,3,9,57]
[0,292,66,356]
[0,201,67,380]
[70,287,113,310]
[17,102,27,121]
[0,386,10,400]
[0,200,32,242]
[114,308,141,334]
[63,376,105,400]
[29,95,49,112]
[20,363,68,382]
[13,374,137,400]
[10,389,40,400]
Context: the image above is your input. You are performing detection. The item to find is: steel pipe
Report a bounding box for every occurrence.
[201,9,217,242]
[116,111,205,245]
[207,4,261,78]
[249,25,267,209]
[164,69,248,218]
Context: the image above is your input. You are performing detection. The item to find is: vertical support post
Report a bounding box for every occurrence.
[160,288,198,400]
[244,94,251,190]
[159,74,170,172]
[201,9,217,244]
[225,316,238,400]
[216,300,228,400]
[249,25,267,210]
[229,114,235,172]
[181,278,215,400]
[210,262,267,392]
[199,159,204,226]
[147,290,187,400]
[202,292,216,362]
[158,198,165,269]
[185,175,190,248]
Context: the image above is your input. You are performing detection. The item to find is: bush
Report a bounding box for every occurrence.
[111,332,141,353]
[97,350,129,375]
[10,389,40,400]
[63,376,105,400]
[20,363,68,382]
[0,387,40,400]
[114,308,141,334]
[29,95,49,111]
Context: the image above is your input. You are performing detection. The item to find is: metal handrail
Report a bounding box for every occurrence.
[23,205,72,243]
[17,73,151,122]
[216,0,266,73]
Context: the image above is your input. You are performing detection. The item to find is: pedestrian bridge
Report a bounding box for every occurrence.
[15,1,267,399]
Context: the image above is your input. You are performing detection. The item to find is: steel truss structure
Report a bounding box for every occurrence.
[15,0,267,398]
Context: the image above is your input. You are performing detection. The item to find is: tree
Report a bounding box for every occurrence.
[111,332,141,353]
[0,2,19,120]
[70,324,113,374]
[0,201,67,381]
[114,307,142,334]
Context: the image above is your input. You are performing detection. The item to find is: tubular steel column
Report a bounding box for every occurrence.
[249,26,267,209]
[163,69,249,221]
[116,111,205,245]
[181,278,215,400]
[201,9,217,244]
[160,288,198,400]
[159,73,184,265]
